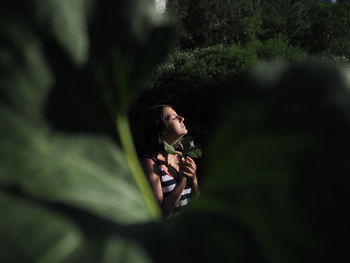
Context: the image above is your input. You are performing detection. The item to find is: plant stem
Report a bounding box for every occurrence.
[116,113,162,221]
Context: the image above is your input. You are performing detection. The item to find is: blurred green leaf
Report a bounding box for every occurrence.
[88,0,176,113]
[165,62,350,263]
[0,192,82,263]
[0,18,52,121]
[0,192,154,263]
[0,106,153,224]
[99,236,153,263]
[32,0,92,65]
[0,0,176,261]
[66,234,153,263]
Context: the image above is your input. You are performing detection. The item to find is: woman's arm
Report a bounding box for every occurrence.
[141,158,188,218]
[141,158,163,207]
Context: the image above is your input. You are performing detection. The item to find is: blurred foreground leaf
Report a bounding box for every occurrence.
[0,0,175,261]
[0,192,81,263]
[0,106,152,223]
[165,62,350,263]
[33,0,92,65]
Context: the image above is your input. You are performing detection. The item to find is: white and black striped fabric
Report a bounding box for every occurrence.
[149,156,192,219]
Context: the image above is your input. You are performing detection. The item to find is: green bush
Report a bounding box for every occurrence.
[247,37,308,61]
[152,38,307,83]
[154,44,256,82]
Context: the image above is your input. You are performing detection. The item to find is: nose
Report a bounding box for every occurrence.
[178,115,184,122]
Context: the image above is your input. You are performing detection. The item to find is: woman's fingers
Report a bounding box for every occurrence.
[183,161,196,171]
[185,156,194,163]
[182,166,194,174]
[185,156,196,165]
[184,157,195,167]
[179,156,197,175]
[180,164,196,178]
[181,171,194,178]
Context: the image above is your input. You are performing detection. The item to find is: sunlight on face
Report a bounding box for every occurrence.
[161,107,187,144]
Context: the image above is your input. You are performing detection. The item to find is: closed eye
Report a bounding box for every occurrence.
[169,115,178,120]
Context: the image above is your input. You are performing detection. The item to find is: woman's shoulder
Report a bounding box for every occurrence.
[141,155,162,177]
[142,155,157,163]
[143,153,166,162]
[141,155,161,169]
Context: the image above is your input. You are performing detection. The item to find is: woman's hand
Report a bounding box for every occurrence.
[180,156,200,197]
[179,156,197,179]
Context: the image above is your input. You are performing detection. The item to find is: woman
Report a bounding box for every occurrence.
[140,105,200,219]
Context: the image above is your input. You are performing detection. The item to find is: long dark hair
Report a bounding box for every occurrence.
[136,104,172,156]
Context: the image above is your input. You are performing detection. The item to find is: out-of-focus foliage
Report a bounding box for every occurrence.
[164,61,350,263]
[1,0,350,263]
[0,0,174,262]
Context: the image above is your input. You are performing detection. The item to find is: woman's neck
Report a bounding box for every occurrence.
[158,151,178,166]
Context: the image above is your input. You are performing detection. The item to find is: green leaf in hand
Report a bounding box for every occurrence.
[187,147,203,159]
[178,136,202,158]
[163,136,202,158]
[163,141,179,156]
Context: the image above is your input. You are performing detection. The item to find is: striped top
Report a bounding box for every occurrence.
[148,156,192,219]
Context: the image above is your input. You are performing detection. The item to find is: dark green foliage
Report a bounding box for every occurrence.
[0,0,173,261]
[163,136,202,158]
[164,61,350,263]
[169,0,350,58]
[178,136,202,158]
[167,0,266,48]
[247,37,308,61]
[153,39,307,83]
[165,45,256,79]
[1,0,350,263]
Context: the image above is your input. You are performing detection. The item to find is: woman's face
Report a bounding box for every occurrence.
[161,106,187,144]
